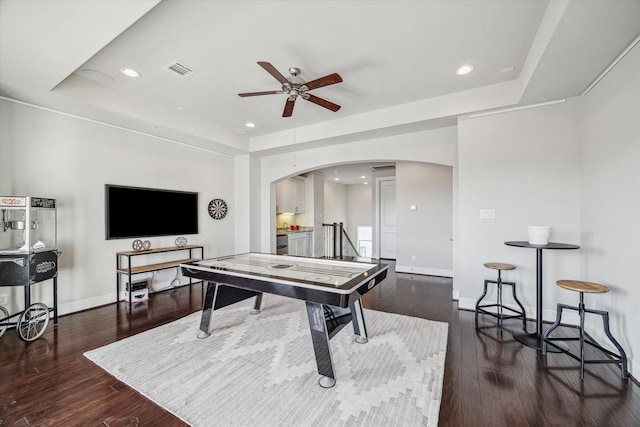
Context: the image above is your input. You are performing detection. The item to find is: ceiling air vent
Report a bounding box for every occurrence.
[163,61,196,79]
[370,164,396,171]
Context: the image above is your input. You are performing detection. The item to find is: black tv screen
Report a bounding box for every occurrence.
[105,185,198,239]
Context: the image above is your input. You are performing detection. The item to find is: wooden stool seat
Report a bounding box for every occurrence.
[556,280,609,294]
[484,262,516,271]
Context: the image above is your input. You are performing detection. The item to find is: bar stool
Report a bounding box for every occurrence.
[475,263,527,330]
[542,280,628,380]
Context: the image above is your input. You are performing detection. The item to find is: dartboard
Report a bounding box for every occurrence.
[208,198,228,220]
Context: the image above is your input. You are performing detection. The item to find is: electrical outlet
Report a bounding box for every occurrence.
[0,294,8,306]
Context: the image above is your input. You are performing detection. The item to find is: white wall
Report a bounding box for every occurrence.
[580,43,639,375]
[347,184,372,255]
[258,126,458,254]
[0,99,235,315]
[323,180,348,257]
[395,162,453,276]
[456,98,583,320]
[234,154,250,254]
[323,180,348,225]
[308,173,325,257]
[248,153,263,253]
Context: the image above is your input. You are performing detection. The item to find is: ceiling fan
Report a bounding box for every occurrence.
[238,61,342,117]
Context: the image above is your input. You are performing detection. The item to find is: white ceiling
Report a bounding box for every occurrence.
[316,162,395,186]
[1,1,639,157]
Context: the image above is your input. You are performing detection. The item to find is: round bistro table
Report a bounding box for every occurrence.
[504,241,580,351]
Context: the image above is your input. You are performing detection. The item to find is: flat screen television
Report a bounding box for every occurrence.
[105,184,198,240]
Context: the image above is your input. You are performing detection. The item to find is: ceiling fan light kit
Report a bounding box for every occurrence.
[238,61,343,117]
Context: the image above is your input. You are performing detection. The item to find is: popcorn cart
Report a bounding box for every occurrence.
[0,196,59,341]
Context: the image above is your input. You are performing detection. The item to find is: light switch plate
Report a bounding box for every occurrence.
[480,209,496,219]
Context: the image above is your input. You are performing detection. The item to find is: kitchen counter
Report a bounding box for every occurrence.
[276,227,313,235]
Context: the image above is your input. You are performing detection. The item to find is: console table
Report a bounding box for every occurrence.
[116,245,203,305]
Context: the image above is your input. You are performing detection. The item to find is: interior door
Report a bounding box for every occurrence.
[379,179,396,259]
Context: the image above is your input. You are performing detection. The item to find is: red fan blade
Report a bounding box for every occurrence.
[282,99,296,117]
[303,73,343,91]
[305,93,341,112]
[238,91,282,97]
[258,61,289,85]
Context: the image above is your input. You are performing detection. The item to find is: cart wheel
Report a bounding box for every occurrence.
[0,306,9,338]
[16,303,50,342]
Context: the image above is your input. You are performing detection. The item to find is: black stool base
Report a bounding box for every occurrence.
[475,278,527,331]
[542,300,628,380]
[514,331,567,352]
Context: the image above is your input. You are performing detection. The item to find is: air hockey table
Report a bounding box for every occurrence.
[180,253,388,388]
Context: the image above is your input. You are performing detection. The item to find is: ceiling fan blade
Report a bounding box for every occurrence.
[282,99,296,117]
[238,91,282,97]
[305,93,341,112]
[303,73,343,91]
[257,61,289,85]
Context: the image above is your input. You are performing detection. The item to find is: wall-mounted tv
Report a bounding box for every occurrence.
[105,184,198,240]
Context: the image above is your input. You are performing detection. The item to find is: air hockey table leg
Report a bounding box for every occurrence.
[350,299,368,344]
[250,293,263,314]
[305,301,336,388]
[198,282,218,339]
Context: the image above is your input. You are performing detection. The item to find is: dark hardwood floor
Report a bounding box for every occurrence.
[1,264,638,426]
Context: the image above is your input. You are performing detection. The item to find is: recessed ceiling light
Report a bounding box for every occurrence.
[245,122,256,128]
[364,182,368,185]
[177,106,188,111]
[120,67,141,78]
[500,67,514,74]
[456,64,474,75]
[335,177,340,181]
[360,175,366,179]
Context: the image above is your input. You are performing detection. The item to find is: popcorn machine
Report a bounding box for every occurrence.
[0,196,59,341]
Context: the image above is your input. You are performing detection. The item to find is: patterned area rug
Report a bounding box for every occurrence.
[85,295,448,426]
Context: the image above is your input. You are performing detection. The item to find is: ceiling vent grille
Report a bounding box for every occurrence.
[163,61,196,79]
[370,164,396,171]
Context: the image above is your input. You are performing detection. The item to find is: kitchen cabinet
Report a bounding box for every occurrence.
[287,232,312,257]
[293,179,305,213]
[276,177,305,214]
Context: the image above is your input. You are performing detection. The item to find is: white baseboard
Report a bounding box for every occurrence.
[395,264,453,278]
[58,293,115,316]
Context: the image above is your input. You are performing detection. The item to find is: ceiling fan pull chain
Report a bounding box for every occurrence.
[292,112,297,168]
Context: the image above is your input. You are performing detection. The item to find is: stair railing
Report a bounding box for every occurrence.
[322,222,361,259]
